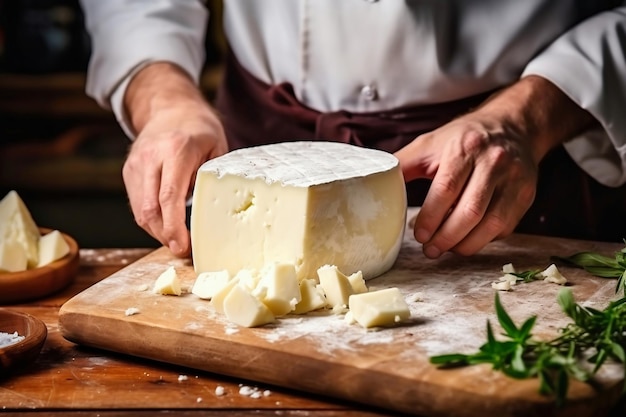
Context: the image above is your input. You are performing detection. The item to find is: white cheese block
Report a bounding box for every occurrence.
[317,264,353,308]
[347,271,368,294]
[0,190,41,268]
[0,240,28,272]
[190,141,407,281]
[293,278,327,314]
[223,284,275,327]
[153,266,182,296]
[348,287,410,328]
[191,270,231,299]
[210,277,241,314]
[255,263,301,316]
[37,230,70,267]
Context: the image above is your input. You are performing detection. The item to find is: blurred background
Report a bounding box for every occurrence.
[0,0,225,248]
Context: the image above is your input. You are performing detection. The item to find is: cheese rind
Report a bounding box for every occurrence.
[348,287,410,328]
[190,141,406,281]
[37,230,70,267]
[0,190,41,268]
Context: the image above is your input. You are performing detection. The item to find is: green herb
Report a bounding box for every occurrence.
[509,269,541,283]
[552,246,626,296]
[430,290,626,406]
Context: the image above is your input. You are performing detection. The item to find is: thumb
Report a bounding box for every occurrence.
[393,140,436,183]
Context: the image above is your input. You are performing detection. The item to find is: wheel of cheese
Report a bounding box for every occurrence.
[190,141,407,280]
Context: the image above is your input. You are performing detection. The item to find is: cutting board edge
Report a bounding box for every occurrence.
[57,305,623,417]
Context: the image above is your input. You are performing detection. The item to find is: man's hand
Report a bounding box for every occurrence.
[395,75,595,258]
[122,62,228,257]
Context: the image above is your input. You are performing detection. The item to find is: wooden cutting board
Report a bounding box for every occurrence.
[59,209,625,416]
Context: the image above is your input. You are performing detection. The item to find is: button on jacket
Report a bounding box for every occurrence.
[80,0,626,188]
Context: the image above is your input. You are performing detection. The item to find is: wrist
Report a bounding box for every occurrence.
[477,75,596,164]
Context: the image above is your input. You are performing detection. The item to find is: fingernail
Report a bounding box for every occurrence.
[424,245,441,259]
[169,240,181,255]
[415,228,430,243]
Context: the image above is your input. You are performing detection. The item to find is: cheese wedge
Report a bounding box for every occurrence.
[191,270,230,299]
[255,262,301,316]
[153,266,181,296]
[317,264,354,308]
[293,278,327,314]
[223,284,275,327]
[348,287,410,328]
[0,190,41,268]
[37,230,70,267]
[0,240,28,272]
[190,141,406,281]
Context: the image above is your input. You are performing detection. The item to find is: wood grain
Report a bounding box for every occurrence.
[57,210,626,417]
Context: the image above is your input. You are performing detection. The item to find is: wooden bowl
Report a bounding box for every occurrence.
[0,309,47,376]
[0,228,80,304]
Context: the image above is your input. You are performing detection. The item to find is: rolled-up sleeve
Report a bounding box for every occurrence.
[80,0,209,138]
[522,5,626,187]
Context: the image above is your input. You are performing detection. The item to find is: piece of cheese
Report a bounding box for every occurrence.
[0,190,41,268]
[347,270,368,294]
[153,266,182,296]
[223,284,275,327]
[255,262,301,316]
[0,240,28,272]
[293,278,327,314]
[210,277,241,314]
[37,230,70,267]
[191,270,231,299]
[348,287,410,328]
[541,264,567,285]
[190,141,407,281]
[317,264,354,308]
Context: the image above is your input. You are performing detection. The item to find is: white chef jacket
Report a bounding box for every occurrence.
[80,0,626,188]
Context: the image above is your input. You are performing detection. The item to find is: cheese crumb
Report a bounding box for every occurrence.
[215,385,226,396]
[124,307,140,316]
[502,263,516,273]
[540,264,567,285]
[178,375,188,382]
[491,280,512,291]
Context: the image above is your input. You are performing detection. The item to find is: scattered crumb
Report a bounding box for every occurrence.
[502,263,516,274]
[238,385,267,398]
[196,397,202,403]
[178,375,188,382]
[136,284,149,292]
[124,307,141,316]
[491,281,512,291]
[331,304,348,315]
[215,385,225,396]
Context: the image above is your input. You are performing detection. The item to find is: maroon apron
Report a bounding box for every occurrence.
[215,52,626,242]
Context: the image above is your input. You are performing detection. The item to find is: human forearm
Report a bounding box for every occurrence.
[124,62,220,135]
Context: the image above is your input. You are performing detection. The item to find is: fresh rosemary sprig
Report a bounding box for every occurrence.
[430,290,626,406]
[509,269,541,283]
[552,246,626,296]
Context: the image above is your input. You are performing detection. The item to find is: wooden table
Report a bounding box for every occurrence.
[1,248,625,417]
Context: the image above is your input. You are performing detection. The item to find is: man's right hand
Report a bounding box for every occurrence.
[122,62,228,258]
